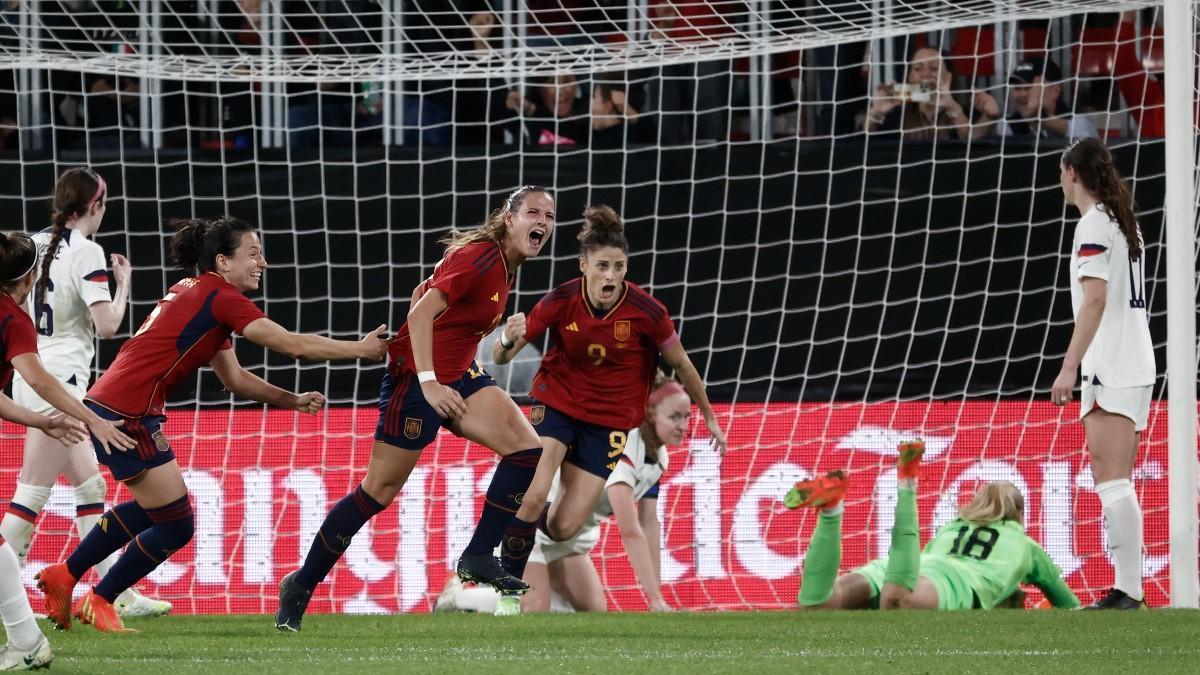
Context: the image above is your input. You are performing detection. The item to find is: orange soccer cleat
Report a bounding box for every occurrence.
[35,562,79,631]
[74,590,133,633]
[896,440,926,480]
[784,470,848,510]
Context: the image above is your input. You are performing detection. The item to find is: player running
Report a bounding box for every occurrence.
[0,168,170,619]
[36,216,388,633]
[0,230,132,669]
[1051,138,1155,609]
[489,205,726,583]
[790,441,1080,611]
[276,186,555,631]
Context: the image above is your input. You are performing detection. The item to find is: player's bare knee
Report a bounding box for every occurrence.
[360,476,401,505]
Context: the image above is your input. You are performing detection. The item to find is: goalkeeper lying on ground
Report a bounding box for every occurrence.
[788,441,1080,611]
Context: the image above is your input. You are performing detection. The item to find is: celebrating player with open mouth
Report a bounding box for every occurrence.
[37,216,388,633]
[488,204,726,584]
[277,186,556,631]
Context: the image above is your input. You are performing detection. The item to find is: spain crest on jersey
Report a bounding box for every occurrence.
[614,320,631,341]
[404,417,423,439]
[529,405,545,425]
[151,430,170,453]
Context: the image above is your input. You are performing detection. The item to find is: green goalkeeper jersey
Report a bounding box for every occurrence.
[921,518,1081,609]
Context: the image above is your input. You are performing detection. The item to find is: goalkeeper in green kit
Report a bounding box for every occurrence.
[789,441,1080,611]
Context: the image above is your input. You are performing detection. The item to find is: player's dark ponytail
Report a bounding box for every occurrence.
[40,167,105,309]
[169,216,256,274]
[578,204,628,255]
[1062,138,1141,258]
[0,231,40,294]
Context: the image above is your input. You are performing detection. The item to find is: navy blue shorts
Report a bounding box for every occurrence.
[375,362,496,450]
[85,400,173,483]
[529,404,626,478]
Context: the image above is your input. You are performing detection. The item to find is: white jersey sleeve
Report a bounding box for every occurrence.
[1069,205,1156,387]
[70,240,112,307]
[599,428,669,515]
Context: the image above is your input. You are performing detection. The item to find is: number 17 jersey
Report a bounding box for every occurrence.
[524,279,679,430]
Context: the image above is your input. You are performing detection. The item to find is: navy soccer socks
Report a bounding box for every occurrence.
[295,484,386,590]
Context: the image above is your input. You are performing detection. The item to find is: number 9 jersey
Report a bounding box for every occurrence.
[1070,204,1155,388]
[523,278,679,431]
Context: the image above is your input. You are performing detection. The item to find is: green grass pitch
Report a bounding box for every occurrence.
[42,610,1200,673]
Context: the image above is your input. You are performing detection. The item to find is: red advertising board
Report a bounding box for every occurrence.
[2,401,1179,612]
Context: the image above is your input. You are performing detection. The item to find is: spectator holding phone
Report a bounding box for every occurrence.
[864,47,998,140]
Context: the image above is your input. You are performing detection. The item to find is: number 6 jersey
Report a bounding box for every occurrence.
[1070,204,1156,388]
[21,229,113,387]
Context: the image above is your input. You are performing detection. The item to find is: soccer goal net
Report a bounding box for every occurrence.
[0,0,1195,613]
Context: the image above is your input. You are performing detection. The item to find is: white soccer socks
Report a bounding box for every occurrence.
[0,483,51,566]
[1096,478,1144,601]
[0,542,43,650]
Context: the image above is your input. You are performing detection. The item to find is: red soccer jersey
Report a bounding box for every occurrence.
[87,272,266,417]
[0,293,40,389]
[390,240,512,382]
[525,278,679,429]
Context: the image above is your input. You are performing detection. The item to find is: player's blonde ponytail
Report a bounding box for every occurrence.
[441,185,553,253]
[958,481,1025,525]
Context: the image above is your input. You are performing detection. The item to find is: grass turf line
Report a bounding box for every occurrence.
[41,610,1200,674]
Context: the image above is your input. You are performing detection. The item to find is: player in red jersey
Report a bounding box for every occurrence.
[277,186,555,632]
[0,231,133,670]
[489,205,727,582]
[36,217,388,633]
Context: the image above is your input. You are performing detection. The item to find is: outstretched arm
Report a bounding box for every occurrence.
[209,349,325,413]
[11,353,135,453]
[661,340,728,454]
[241,317,389,362]
[0,393,86,445]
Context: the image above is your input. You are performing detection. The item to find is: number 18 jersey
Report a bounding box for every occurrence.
[1070,204,1155,387]
[922,518,1072,610]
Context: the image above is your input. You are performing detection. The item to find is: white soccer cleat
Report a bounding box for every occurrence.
[115,588,172,618]
[0,635,53,671]
[433,573,465,612]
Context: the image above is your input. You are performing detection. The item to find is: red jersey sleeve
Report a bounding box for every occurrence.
[3,313,38,360]
[426,247,482,306]
[212,286,267,335]
[523,295,558,344]
[647,299,679,350]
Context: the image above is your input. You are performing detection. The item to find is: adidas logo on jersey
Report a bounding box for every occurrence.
[565,322,579,332]
[490,292,500,302]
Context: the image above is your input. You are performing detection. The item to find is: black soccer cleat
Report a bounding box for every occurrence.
[1084,588,1147,610]
[275,570,314,631]
[456,553,530,593]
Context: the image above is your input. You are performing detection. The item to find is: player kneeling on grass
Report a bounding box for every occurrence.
[790,441,1079,611]
[436,373,687,613]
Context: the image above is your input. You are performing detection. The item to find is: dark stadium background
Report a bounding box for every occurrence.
[0,139,1169,404]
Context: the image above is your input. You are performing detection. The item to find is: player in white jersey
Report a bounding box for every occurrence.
[1052,138,1155,610]
[434,374,688,613]
[0,168,171,619]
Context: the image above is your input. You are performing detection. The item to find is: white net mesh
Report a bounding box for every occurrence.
[0,1,1195,613]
